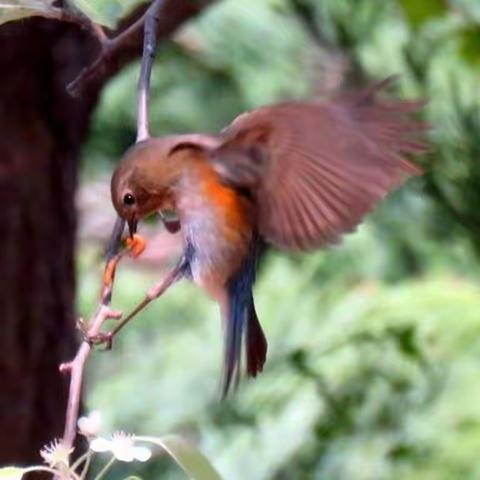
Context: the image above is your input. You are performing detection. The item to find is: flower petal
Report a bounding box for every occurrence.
[110,432,136,462]
[78,411,102,437]
[89,438,111,453]
[112,449,135,462]
[39,439,72,467]
[133,446,152,462]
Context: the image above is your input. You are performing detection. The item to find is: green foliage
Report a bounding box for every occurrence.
[137,436,223,480]
[0,0,147,27]
[0,468,24,480]
[70,0,146,28]
[398,0,447,29]
[458,25,480,66]
[0,0,60,25]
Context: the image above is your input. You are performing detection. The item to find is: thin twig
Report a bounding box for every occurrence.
[136,0,165,141]
[60,305,119,450]
[59,242,128,451]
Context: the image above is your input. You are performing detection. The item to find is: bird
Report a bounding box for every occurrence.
[109,77,428,397]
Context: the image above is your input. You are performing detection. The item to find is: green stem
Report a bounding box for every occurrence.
[79,451,93,480]
[135,435,158,443]
[23,466,61,476]
[23,466,82,480]
[71,451,92,473]
[93,456,116,480]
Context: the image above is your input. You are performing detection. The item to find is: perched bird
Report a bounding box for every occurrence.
[110,78,428,396]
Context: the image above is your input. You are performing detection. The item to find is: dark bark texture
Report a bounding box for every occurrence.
[0,0,209,465]
[0,19,99,464]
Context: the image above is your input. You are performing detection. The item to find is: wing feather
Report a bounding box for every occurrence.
[211,78,428,250]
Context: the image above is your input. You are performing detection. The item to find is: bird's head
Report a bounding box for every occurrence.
[111,138,184,237]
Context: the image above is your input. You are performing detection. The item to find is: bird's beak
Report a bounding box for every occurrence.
[127,218,138,238]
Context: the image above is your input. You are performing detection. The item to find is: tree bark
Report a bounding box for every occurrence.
[0,19,99,464]
[0,0,210,465]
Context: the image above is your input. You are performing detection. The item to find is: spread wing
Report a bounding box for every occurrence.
[210,78,429,250]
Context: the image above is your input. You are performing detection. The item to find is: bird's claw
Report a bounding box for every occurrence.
[76,318,88,335]
[86,332,114,351]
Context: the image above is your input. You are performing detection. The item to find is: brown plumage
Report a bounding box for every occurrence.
[110,77,429,396]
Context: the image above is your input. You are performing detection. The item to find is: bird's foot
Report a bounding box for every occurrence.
[76,308,122,350]
[86,331,114,350]
[76,317,88,336]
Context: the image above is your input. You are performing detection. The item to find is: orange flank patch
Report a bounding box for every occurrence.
[198,163,251,239]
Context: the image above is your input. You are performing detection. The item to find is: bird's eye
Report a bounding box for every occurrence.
[123,193,136,206]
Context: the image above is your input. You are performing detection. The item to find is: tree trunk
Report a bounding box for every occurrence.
[0,19,99,463]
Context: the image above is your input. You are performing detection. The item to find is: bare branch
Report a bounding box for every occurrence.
[60,306,121,448]
[66,0,212,96]
[66,12,146,96]
[59,240,130,451]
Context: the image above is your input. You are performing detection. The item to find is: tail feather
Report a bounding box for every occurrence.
[222,299,245,398]
[246,302,267,377]
[222,296,267,398]
[222,242,267,398]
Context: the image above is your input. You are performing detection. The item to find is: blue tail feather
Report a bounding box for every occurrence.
[222,242,267,398]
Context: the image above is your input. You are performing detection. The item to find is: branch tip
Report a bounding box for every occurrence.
[59,362,73,374]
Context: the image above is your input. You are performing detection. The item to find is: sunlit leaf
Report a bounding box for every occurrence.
[0,467,25,480]
[398,0,448,29]
[0,0,61,25]
[69,0,147,28]
[136,435,223,480]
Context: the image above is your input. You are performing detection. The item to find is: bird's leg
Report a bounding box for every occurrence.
[88,255,189,349]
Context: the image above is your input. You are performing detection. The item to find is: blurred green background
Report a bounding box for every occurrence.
[76,0,480,478]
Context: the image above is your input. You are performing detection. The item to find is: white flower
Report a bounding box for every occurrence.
[40,439,72,467]
[89,432,151,462]
[78,410,103,437]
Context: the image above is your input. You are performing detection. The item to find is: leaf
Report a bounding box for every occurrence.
[398,0,448,29]
[387,325,422,360]
[0,0,61,25]
[0,467,25,480]
[457,26,480,67]
[69,0,147,28]
[136,435,223,480]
